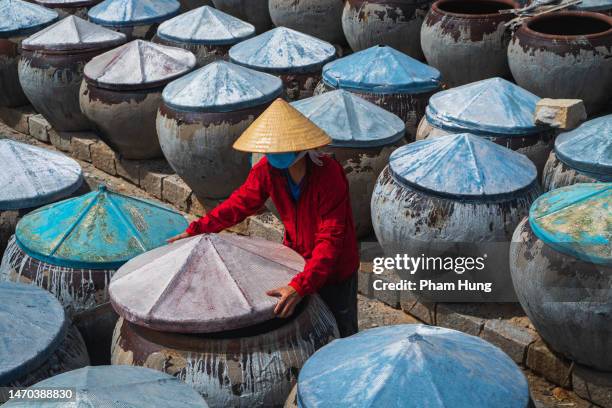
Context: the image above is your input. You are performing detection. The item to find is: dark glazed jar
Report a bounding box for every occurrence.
[268,0,346,44]
[211,0,272,33]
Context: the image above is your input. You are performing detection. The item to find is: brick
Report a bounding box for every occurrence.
[139,160,172,199]
[48,130,73,152]
[436,303,485,336]
[71,133,100,162]
[116,159,141,186]
[0,106,35,134]
[162,174,191,211]
[482,319,537,364]
[405,301,436,325]
[526,339,572,387]
[247,211,284,243]
[90,141,117,175]
[357,267,373,297]
[573,364,612,407]
[535,98,586,129]
[28,114,51,142]
[188,194,206,217]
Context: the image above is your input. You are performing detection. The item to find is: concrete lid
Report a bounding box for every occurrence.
[15,185,189,270]
[389,133,538,199]
[162,60,283,112]
[0,0,58,39]
[3,366,209,407]
[529,183,611,266]
[291,90,405,148]
[109,234,305,333]
[575,0,612,11]
[157,5,255,45]
[297,324,530,408]
[21,15,126,52]
[555,114,611,179]
[321,45,441,94]
[228,27,336,74]
[0,140,83,211]
[88,0,180,27]
[84,40,196,90]
[0,282,67,385]
[425,78,544,136]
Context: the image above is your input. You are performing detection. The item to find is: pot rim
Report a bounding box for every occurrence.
[34,0,102,8]
[520,10,612,40]
[431,0,519,19]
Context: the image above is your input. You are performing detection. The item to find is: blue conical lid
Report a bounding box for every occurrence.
[157,6,255,45]
[555,114,611,180]
[389,134,538,199]
[3,366,208,407]
[0,282,67,385]
[575,0,612,11]
[321,45,441,94]
[88,0,180,27]
[0,140,83,211]
[291,90,405,148]
[162,60,283,112]
[0,0,58,38]
[15,185,189,269]
[425,78,543,136]
[297,324,530,408]
[529,183,611,266]
[228,27,336,74]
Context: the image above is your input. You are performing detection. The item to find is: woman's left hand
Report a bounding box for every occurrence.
[266,285,303,318]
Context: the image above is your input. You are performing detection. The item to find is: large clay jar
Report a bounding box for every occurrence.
[268,0,346,44]
[157,61,282,200]
[178,0,212,10]
[18,16,126,131]
[80,40,195,159]
[507,11,612,114]
[292,90,405,237]
[342,0,433,58]
[155,6,255,66]
[0,1,58,108]
[33,0,102,18]
[417,77,555,176]
[229,27,336,101]
[109,234,339,407]
[0,282,89,390]
[420,0,517,87]
[543,115,612,191]
[371,134,541,302]
[88,0,180,40]
[510,183,612,371]
[211,0,272,33]
[316,45,441,138]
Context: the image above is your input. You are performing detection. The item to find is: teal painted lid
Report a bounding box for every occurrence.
[0,0,58,39]
[321,45,441,94]
[162,60,283,112]
[389,133,538,199]
[88,0,180,27]
[15,185,189,270]
[0,282,67,385]
[291,90,405,148]
[529,183,611,266]
[157,6,255,46]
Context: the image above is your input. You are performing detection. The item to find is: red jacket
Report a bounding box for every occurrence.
[185,155,359,296]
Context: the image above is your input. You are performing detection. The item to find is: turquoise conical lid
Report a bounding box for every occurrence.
[555,114,611,180]
[425,78,544,136]
[88,0,180,27]
[321,45,441,94]
[389,133,538,199]
[162,60,283,112]
[291,90,405,148]
[529,183,611,266]
[157,5,255,45]
[229,27,336,74]
[15,185,189,269]
[0,0,58,39]
[297,324,530,408]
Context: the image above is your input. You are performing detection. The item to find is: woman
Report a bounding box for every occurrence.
[168,99,359,337]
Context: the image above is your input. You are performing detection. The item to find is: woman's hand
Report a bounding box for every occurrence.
[166,232,191,244]
[266,285,303,318]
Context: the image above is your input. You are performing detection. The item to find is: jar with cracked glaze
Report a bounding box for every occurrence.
[268,0,346,44]
[211,0,272,33]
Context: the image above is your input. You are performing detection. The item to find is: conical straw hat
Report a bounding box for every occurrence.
[233,98,332,153]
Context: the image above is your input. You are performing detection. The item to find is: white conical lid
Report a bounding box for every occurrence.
[0,0,58,39]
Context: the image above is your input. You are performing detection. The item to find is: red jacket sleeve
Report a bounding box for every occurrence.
[185,162,270,235]
[289,164,350,296]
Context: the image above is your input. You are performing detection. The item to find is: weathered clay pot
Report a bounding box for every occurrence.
[211,0,272,33]
[268,0,346,44]
[229,27,336,101]
[371,134,541,302]
[0,1,58,107]
[157,61,282,200]
[155,6,255,66]
[342,0,433,58]
[421,0,517,87]
[510,183,612,371]
[80,40,195,159]
[317,45,441,139]
[0,282,89,391]
[508,11,612,113]
[178,0,212,10]
[18,16,126,131]
[88,0,180,40]
[34,0,103,19]
[292,90,405,237]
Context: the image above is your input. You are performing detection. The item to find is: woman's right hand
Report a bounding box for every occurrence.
[166,232,191,244]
